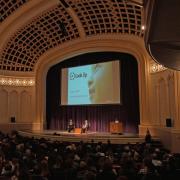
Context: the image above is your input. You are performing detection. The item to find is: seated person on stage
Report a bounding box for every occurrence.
[67,119,75,133]
[81,120,90,133]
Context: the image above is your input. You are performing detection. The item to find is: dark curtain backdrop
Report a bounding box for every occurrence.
[46,52,139,133]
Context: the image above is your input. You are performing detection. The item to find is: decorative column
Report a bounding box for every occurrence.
[174,72,180,130]
[155,83,160,126]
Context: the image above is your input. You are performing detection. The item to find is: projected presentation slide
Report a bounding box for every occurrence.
[61,60,121,105]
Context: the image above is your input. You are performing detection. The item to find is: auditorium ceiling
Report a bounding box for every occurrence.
[0,0,144,72]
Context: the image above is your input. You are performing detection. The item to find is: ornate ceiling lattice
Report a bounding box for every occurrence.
[0,0,28,22]
[0,5,80,72]
[68,0,143,36]
[0,0,144,72]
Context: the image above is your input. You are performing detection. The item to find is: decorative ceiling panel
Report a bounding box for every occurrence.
[0,0,29,22]
[68,0,143,36]
[0,0,144,72]
[0,5,80,72]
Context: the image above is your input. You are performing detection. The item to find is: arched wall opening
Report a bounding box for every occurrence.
[35,38,150,134]
[46,52,139,133]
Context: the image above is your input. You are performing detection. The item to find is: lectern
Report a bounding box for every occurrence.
[110,122,123,134]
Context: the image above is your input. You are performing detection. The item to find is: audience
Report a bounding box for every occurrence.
[0,130,179,180]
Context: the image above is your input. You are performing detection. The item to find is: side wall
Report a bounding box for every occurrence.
[139,65,180,153]
[0,76,36,132]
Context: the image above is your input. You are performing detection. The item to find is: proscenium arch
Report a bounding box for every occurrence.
[35,36,151,133]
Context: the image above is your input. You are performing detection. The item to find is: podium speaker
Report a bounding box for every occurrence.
[166,118,172,127]
[10,117,16,123]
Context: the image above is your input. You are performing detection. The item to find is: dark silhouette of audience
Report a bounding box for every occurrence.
[0,130,179,180]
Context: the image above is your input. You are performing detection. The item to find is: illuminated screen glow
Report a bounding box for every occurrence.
[61,60,121,105]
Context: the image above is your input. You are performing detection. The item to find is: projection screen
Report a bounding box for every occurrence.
[61,60,121,105]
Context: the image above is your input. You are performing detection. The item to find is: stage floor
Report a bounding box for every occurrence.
[18,130,159,144]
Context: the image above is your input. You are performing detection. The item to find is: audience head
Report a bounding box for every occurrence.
[0,130,178,180]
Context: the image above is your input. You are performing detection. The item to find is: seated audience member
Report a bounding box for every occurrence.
[81,120,90,133]
[67,119,75,133]
[0,130,179,180]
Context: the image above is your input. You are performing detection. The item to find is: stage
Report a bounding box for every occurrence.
[18,130,159,144]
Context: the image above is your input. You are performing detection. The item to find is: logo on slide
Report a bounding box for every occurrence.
[70,72,87,80]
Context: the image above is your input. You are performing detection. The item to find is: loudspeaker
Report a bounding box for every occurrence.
[10,117,16,123]
[166,118,172,127]
[145,0,180,70]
